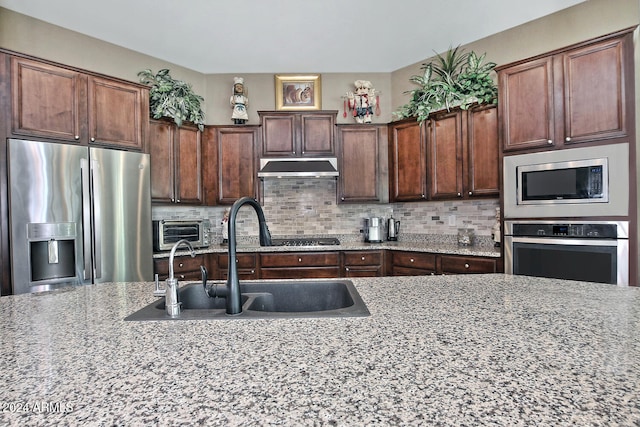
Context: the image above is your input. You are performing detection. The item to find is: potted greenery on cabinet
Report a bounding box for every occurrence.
[395,46,498,123]
[138,69,205,131]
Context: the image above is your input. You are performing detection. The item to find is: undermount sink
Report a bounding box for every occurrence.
[125,280,370,321]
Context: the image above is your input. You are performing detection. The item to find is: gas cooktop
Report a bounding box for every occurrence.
[271,237,340,247]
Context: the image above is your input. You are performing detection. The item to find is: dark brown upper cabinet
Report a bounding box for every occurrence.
[149,120,202,205]
[10,55,147,151]
[203,125,258,205]
[337,124,387,204]
[388,118,427,202]
[259,111,337,157]
[498,28,634,153]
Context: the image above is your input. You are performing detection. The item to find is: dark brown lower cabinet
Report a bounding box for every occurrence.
[388,251,437,276]
[342,250,384,277]
[214,253,258,280]
[260,252,340,279]
[439,255,498,274]
[153,254,207,281]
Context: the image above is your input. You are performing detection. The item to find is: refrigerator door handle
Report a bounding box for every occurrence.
[80,158,92,280]
[90,159,103,280]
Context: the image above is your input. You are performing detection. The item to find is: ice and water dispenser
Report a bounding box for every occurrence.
[27,222,78,291]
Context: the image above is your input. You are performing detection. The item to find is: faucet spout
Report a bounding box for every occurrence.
[227,197,272,315]
[166,239,196,317]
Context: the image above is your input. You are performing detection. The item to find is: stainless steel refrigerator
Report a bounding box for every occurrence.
[8,138,153,294]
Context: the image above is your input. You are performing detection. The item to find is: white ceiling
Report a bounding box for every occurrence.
[0,0,587,74]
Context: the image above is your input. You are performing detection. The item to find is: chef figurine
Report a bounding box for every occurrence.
[346,80,380,124]
[230,77,249,124]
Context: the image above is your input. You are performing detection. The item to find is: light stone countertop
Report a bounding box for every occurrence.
[1,274,639,425]
[154,239,502,259]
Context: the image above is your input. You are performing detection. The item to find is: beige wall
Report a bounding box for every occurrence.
[2,1,638,125]
[0,7,392,125]
[390,0,640,114]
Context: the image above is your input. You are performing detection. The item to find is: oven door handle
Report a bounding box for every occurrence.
[509,237,620,246]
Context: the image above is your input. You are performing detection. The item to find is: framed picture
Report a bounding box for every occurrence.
[275,74,321,110]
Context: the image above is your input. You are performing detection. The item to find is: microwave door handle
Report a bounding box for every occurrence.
[81,158,92,281]
[91,159,102,280]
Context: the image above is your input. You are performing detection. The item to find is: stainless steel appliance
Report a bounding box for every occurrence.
[153,219,212,251]
[387,217,400,241]
[364,217,383,243]
[503,143,629,218]
[8,139,153,294]
[271,237,340,247]
[504,220,629,286]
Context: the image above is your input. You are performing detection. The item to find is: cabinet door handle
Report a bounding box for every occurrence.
[565,137,571,142]
[75,135,80,140]
[457,192,461,197]
[464,263,470,269]
[547,139,553,144]
[179,274,185,279]
[345,267,350,271]
[410,258,415,263]
[178,263,184,268]
[91,137,96,142]
[298,258,302,262]
[468,191,472,196]
[361,256,366,261]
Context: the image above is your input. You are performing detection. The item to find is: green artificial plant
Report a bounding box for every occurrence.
[394,46,498,123]
[138,69,205,131]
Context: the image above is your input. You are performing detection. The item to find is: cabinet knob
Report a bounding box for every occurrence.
[176,199,181,203]
[298,258,302,262]
[457,192,461,197]
[75,135,80,140]
[91,137,96,142]
[547,139,553,144]
[178,263,184,268]
[421,194,425,198]
[464,263,470,269]
[468,191,473,196]
[565,137,571,142]
[179,274,185,279]
[361,256,366,261]
[345,267,350,271]
[250,269,255,274]
[341,197,345,201]
[410,258,415,263]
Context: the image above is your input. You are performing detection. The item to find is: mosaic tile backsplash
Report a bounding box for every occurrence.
[153,179,499,244]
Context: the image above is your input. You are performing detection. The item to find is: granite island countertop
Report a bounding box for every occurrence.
[1,274,639,425]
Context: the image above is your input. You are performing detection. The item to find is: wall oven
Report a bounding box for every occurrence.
[504,220,629,286]
[503,143,629,218]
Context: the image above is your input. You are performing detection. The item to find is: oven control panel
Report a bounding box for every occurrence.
[509,222,620,239]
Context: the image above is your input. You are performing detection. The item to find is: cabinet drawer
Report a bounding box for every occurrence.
[440,255,497,274]
[391,252,436,270]
[343,250,383,266]
[260,267,340,279]
[154,254,205,280]
[216,253,257,269]
[260,252,339,268]
[391,266,435,276]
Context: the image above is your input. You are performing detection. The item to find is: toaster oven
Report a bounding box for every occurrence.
[153,220,212,251]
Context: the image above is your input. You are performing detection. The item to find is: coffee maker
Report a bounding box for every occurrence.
[364,217,383,243]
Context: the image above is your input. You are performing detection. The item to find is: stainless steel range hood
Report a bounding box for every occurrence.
[258,157,339,178]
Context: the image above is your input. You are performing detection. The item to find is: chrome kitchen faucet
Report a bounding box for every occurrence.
[165,239,196,317]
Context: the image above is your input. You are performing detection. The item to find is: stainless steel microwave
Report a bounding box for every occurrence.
[517,158,608,205]
[503,143,629,219]
[153,220,211,251]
